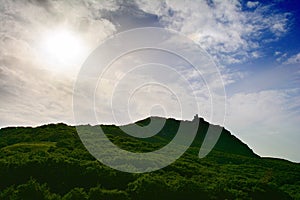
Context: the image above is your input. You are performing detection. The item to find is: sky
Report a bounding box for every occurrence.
[0,0,300,162]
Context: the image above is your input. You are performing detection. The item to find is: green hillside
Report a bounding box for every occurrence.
[0,117,299,199]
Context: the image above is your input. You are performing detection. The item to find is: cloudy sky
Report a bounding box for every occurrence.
[0,0,299,162]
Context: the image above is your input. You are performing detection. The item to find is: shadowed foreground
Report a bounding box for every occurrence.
[0,117,299,199]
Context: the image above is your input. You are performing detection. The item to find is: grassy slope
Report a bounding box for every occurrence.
[0,119,299,199]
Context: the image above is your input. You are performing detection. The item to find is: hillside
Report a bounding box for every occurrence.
[131,116,257,157]
[0,117,299,199]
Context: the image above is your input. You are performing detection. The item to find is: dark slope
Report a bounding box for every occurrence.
[0,117,299,199]
[121,116,257,158]
[0,116,256,158]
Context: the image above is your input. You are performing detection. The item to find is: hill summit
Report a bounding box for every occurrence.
[129,115,257,158]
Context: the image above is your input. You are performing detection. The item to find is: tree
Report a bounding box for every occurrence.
[62,188,88,200]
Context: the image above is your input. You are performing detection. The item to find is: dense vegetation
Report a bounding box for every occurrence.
[0,117,299,199]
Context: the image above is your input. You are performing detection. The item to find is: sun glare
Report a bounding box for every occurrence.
[40,29,86,70]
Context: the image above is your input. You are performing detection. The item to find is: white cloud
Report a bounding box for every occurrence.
[274,51,281,56]
[283,52,300,65]
[276,52,287,62]
[246,1,259,8]
[136,0,290,65]
[225,89,300,162]
[0,0,118,126]
[73,33,226,126]
[251,51,261,58]
[0,61,75,127]
[0,0,117,70]
[221,68,248,86]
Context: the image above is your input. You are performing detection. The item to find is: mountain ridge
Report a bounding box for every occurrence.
[0,116,300,199]
[127,115,258,158]
[0,115,274,160]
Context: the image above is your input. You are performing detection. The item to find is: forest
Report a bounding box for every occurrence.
[0,117,299,199]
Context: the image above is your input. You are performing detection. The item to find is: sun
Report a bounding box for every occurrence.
[39,29,87,70]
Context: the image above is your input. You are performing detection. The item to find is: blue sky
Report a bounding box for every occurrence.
[0,0,299,162]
